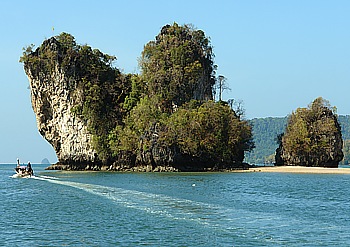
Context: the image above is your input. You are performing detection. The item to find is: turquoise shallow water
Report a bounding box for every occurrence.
[1,164,350,246]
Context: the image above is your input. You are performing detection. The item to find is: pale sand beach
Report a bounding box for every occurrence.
[247,166,350,174]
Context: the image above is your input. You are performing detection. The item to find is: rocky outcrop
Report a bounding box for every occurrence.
[22,33,254,171]
[275,97,343,168]
[24,39,97,165]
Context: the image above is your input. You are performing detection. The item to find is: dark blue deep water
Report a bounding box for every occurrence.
[1,164,350,246]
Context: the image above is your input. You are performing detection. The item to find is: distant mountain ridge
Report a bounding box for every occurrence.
[245,115,350,164]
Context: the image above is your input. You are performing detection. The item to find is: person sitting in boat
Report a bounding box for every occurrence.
[15,158,23,174]
[27,162,33,176]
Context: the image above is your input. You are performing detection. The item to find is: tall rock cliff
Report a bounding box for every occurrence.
[22,35,126,166]
[25,50,97,164]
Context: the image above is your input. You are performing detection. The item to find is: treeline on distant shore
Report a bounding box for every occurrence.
[245,115,350,165]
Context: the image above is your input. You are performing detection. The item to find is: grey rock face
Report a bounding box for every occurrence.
[26,65,97,164]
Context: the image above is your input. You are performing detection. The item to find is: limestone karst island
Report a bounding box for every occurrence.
[20,23,344,172]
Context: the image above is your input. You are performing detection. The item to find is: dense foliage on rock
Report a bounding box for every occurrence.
[110,98,254,170]
[21,33,130,164]
[163,101,254,167]
[275,97,343,167]
[108,23,254,170]
[21,23,254,171]
[139,23,215,110]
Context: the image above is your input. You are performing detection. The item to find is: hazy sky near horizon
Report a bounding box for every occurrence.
[1,0,349,163]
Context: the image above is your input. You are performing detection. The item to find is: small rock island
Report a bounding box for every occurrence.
[275,97,343,168]
[20,23,254,171]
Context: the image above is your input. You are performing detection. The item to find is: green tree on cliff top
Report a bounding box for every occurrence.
[139,22,215,111]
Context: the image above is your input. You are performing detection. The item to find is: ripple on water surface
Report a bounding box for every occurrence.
[1,165,350,246]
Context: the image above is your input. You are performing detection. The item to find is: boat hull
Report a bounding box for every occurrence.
[11,173,32,178]
[13,167,33,178]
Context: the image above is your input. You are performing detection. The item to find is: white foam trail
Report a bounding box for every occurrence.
[37,175,59,180]
[32,175,227,229]
[32,175,291,243]
[10,174,32,179]
[34,176,320,245]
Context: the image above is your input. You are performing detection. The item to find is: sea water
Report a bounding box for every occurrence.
[1,164,350,246]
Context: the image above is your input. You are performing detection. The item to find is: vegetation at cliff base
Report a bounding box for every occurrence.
[275,97,343,167]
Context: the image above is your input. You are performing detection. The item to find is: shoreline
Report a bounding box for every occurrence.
[246,166,350,174]
[44,163,350,174]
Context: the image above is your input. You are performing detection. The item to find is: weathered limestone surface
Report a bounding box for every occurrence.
[26,63,97,164]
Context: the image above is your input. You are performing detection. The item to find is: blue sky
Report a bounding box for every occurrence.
[1,0,349,163]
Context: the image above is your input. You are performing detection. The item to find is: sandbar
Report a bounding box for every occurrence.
[246,166,350,174]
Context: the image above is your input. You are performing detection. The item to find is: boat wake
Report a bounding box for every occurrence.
[32,175,232,229]
[10,174,58,179]
[31,175,287,243]
[36,175,59,180]
[10,174,32,179]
